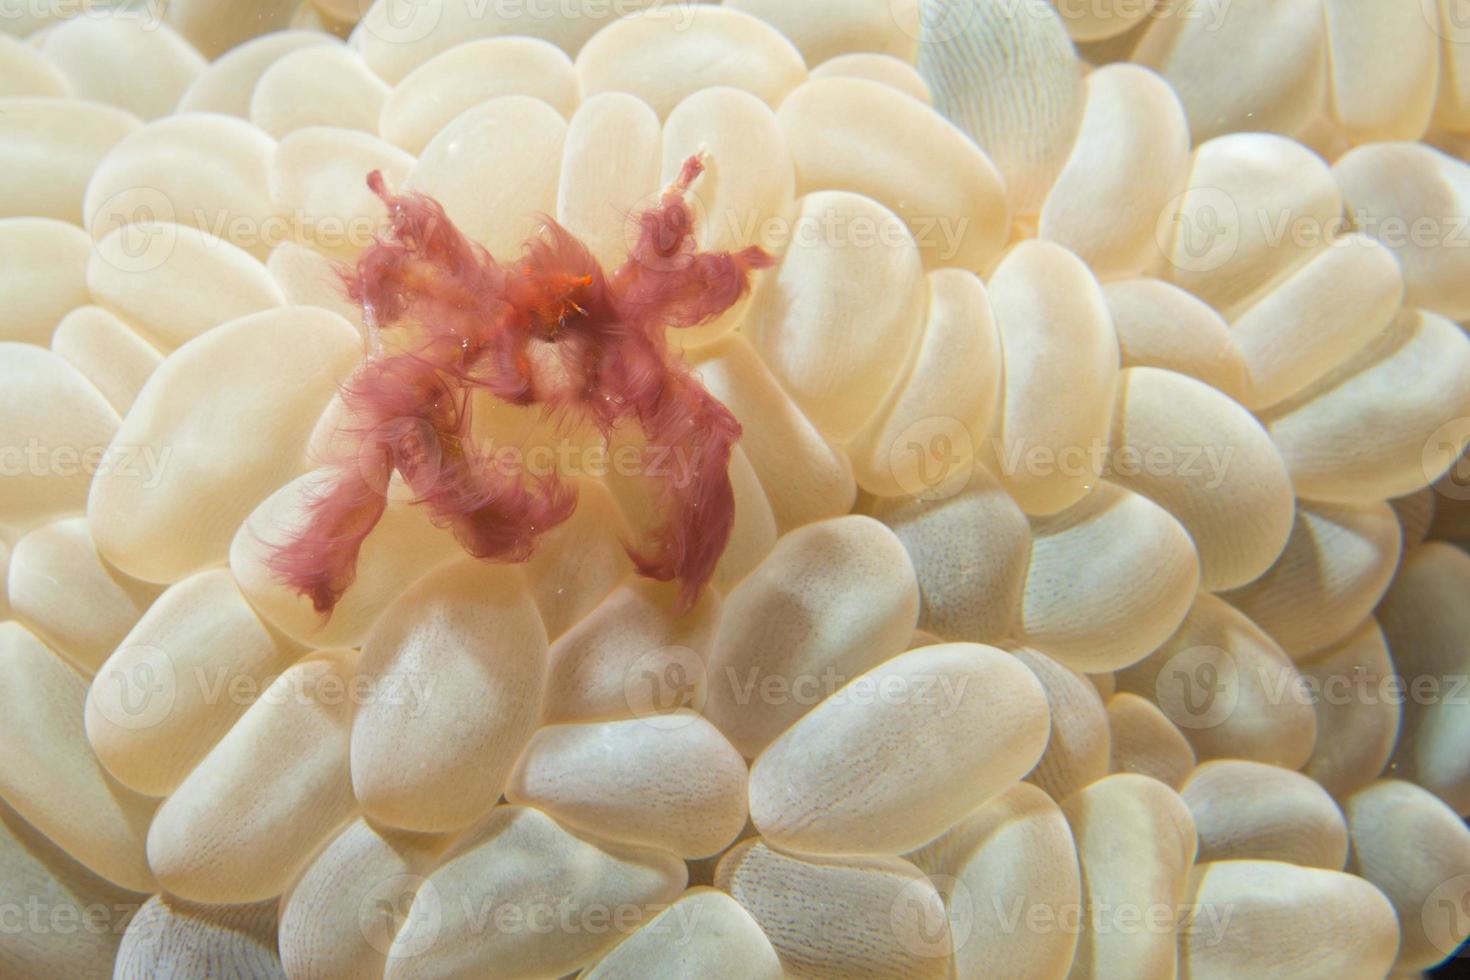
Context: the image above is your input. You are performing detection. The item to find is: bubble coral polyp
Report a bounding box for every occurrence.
[266,154,773,615]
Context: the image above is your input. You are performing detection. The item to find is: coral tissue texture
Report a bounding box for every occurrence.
[2,0,1470,977]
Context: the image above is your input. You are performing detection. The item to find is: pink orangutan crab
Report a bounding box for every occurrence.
[265,155,774,616]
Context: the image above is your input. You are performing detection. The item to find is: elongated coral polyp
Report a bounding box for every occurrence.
[266,155,773,615]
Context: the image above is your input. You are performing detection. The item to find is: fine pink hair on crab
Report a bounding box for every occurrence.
[264,154,774,616]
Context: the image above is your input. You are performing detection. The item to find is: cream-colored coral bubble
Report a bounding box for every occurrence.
[715,839,953,979]
[251,44,389,139]
[1262,308,1470,503]
[1109,366,1295,590]
[114,894,285,979]
[702,515,919,757]
[1106,691,1197,789]
[1180,859,1401,980]
[1345,779,1470,970]
[1334,142,1470,321]
[743,190,926,443]
[278,816,447,980]
[916,0,1084,215]
[385,806,686,979]
[540,576,721,726]
[1009,645,1110,800]
[0,797,142,979]
[0,217,91,345]
[83,112,277,260]
[38,16,204,122]
[146,649,357,904]
[0,622,156,893]
[0,342,120,529]
[846,268,1001,498]
[748,642,1050,855]
[352,560,547,834]
[582,887,784,980]
[985,239,1119,517]
[907,782,1081,980]
[87,222,287,351]
[1323,0,1439,143]
[509,713,749,859]
[50,306,162,415]
[407,94,565,259]
[1377,542,1470,815]
[1163,132,1341,317]
[1019,481,1199,672]
[869,463,1031,645]
[1040,63,1190,279]
[0,95,139,224]
[1114,593,1318,769]
[1133,0,1327,144]
[230,469,461,650]
[1181,759,1349,869]
[1102,277,1246,399]
[265,239,365,323]
[810,52,931,103]
[88,306,361,584]
[177,30,335,116]
[1296,620,1400,800]
[662,87,795,256]
[555,91,662,270]
[692,336,857,532]
[1229,235,1405,411]
[268,125,414,259]
[1061,773,1197,980]
[778,76,1010,271]
[1222,499,1401,659]
[86,567,299,798]
[6,517,159,674]
[658,87,796,351]
[575,6,807,120]
[382,37,578,155]
[0,33,67,97]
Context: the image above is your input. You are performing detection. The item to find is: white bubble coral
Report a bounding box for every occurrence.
[2,0,1470,977]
